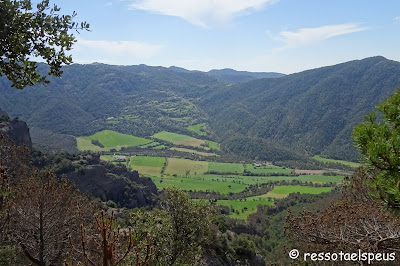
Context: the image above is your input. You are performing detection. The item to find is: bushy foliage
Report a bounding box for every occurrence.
[0,0,89,89]
[353,89,400,208]
[130,188,217,265]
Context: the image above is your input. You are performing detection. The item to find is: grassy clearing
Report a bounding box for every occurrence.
[164,158,208,176]
[208,162,244,174]
[151,176,247,194]
[264,185,333,198]
[205,140,220,150]
[170,147,218,157]
[153,131,191,142]
[77,130,152,151]
[77,138,106,151]
[129,156,165,177]
[217,197,274,219]
[313,155,361,168]
[187,123,207,136]
[245,164,292,175]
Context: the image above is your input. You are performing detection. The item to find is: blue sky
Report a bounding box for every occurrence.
[53,0,400,74]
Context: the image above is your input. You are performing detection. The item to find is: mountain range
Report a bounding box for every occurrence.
[1,56,400,161]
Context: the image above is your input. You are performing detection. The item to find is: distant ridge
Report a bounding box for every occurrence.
[207,68,285,83]
[168,66,285,83]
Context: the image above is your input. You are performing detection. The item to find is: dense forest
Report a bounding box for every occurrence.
[1,57,400,161]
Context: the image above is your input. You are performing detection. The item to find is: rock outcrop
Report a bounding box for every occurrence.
[67,161,157,209]
[0,109,32,151]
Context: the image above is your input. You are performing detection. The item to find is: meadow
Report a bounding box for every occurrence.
[313,155,361,168]
[77,130,152,151]
[264,185,334,199]
[244,164,292,175]
[187,123,207,136]
[151,175,247,194]
[208,162,244,174]
[164,158,209,176]
[129,156,165,177]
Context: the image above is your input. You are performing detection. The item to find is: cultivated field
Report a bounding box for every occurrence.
[164,158,208,176]
[264,185,334,199]
[244,164,292,175]
[208,162,244,174]
[129,156,165,177]
[153,131,218,150]
[313,155,361,168]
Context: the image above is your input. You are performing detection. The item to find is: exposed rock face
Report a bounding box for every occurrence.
[0,109,32,151]
[67,162,157,209]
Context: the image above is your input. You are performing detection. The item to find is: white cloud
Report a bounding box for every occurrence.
[73,39,163,65]
[129,0,278,27]
[274,23,368,50]
[394,16,400,22]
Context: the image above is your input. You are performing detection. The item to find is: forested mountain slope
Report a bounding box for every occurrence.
[1,57,400,161]
[201,56,400,160]
[0,63,223,137]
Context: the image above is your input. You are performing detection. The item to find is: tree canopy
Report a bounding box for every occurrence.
[0,0,88,89]
[353,89,400,208]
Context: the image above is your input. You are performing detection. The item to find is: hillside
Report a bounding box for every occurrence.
[1,57,400,161]
[0,63,222,138]
[207,68,285,84]
[201,56,400,160]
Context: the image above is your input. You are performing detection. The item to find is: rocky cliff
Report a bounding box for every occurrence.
[0,109,32,151]
[67,161,158,209]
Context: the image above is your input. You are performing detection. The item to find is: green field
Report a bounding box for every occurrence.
[129,156,165,177]
[195,174,343,186]
[313,155,361,168]
[208,162,244,174]
[187,123,207,136]
[77,130,152,151]
[170,147,218,157]
[217,197,274,219]
[205,140,220,150]
[151,176,247,194]
[245,164,292,175]
[164,158,208,176]
[153,131,207,148]
[264,185,333,199]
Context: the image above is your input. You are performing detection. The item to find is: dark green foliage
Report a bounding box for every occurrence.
[202,56,400,161]
[223,136,305,162]
[2,57,400,161]
[30,127,78,153]
[90,139,104,148]
[0,63,221,139]
[0,0,89,89]
[130,188,217,265]
[353,89,400,208]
